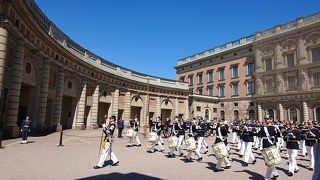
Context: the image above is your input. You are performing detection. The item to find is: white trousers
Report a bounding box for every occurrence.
[244,142,255,163]
[288,149,299,173]
[216,157,231,169]
[265,166,278,180]
[232,132,239,144]
[300,140,307,155]
[306,145,315,169]
[240,140,246,155]
[150,135,164,152]
[169,135,184,155]
[97,142,118,167]
[237,138,242,150]
[202,138,208,148]
[195,137,207,158]
[128,131,141,145]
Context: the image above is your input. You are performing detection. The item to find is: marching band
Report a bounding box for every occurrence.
[95,114,320,180]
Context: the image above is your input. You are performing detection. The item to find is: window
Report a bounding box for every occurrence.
[265,58,273,71]
[219,85,225,97]
[208,86,213,96]
[220,111,225,120]
[198,73,203,85]
[250,102,254,106]
[312,47,320,62]
[198,88,203,95]
[249,110,255,120]
[247,81,254,95]
[219,68,225,80]
[188,75,194,86]
[26,63,32,74]
[289,108,298,122]
[313,72,320,87]
[179,76,185,82]
[189,88,194,94]
[234,110,239,120]
[288,76,296,91]
[208,71,214,83]
[266,79,273,93]
[247,63,254,75]
[232,65,239,78]
[220,103,224,108]
[197,106,201,112]
[234,103,238,107]
[213,108,217,113]
[232,83,239,96]
[205,109,209,120]
[287,53,295,67]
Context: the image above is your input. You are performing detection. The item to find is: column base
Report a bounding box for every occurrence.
[76,124,85,130]
[90,123,99,129]
[5,126,20,138]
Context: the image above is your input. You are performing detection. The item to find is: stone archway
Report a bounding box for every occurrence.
[288,107,299,123]
[315,106,320,123]
[161,99,173,123]
[130,95,143,123]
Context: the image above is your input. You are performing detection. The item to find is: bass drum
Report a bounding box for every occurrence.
[261,145,282,167]
[126,128,134,138]
[148,132,157,143]
[212,142,229,159]
[185,137,196,151]
[168,136,178,148]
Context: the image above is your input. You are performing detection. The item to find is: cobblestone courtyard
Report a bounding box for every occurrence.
[0,129,315,180]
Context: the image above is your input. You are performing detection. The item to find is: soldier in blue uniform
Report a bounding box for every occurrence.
[94,116,119,169]
[148,117,164,153]
[304,121,320,171]
[283,121,301,177]
[214,119,231,172]
[241,119,256,166]
[127,115,141,147]
[21,116,31,144]
[258,116,279,180]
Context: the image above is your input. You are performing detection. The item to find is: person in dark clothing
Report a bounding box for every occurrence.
[117,118,124,138]
[21,116,31,144]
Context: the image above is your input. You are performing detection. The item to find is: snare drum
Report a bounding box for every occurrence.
[185,137,196,151]
[148,132,157,143]
[168,136,178,148]
[212,142,229,159]
[261,145,282,167]
[126,128,134,138]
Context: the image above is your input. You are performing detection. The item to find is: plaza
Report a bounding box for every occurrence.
[0,129,315,180]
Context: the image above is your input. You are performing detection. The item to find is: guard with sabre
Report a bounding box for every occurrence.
[94,116,119,169]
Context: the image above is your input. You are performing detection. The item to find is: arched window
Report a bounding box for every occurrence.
[220,111,225,120]
[315,107,320,123]
[249,110,255,120]
[234,110,239,120]
[267,109,275,120]
[289,108,298,122]
[205,109,209,120]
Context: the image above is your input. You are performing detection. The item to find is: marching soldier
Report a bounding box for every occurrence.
[21,116,31,144]
[283,121,301,177]
[127,115,141,147]
[186,120,198,162]
[304,121,320,171]
[258,116,279,180]
[169,118,185,157]
[94,116,119,169]
[241,119,256,167]
[214,119,231,172]
[148,117,165,153]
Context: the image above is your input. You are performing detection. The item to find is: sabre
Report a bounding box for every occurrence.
[98,129,104,157]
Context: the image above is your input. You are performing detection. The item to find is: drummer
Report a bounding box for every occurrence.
[148,117,165,153]
[168,118,179,157]
[127,115,142,147]
[258,116,279,180]
[186,119,198,162]
[214,119,231,172]
[170,118,186,157]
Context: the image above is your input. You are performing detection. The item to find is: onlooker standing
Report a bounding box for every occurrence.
[117,118,124,138]
[21,116,31,144]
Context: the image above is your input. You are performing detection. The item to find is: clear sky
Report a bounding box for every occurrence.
[35,0,320,80]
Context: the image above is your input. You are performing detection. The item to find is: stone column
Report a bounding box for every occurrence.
[89,84,99,129]
[279,103,284,122]
[112,88,119,119]
[184,99,189,119]
[258,104,263,122]
[297,37,307,64]
[274,44,283,69]
[155,96,161,117]
[143,95,149,134]
[37,58,50,128]
[175,98,179,117]
[255,48,263,73]
[303,102,309,122]
[75,80,86,129]
[124,91,131,125]
[5,40,24,137]
[0,27,8,95]
[53,67,64,131]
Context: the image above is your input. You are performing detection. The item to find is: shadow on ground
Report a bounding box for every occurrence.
[77,172,161,180]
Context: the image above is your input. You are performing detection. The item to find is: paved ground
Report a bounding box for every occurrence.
[0,129,315,180]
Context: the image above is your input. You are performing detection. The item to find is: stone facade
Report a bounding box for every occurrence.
[0,0,189,137]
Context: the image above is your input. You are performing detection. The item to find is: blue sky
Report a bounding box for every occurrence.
[35,0,320,80]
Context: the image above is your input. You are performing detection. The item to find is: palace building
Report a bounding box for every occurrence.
[176,12,320,123]
[0,0,189,138]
